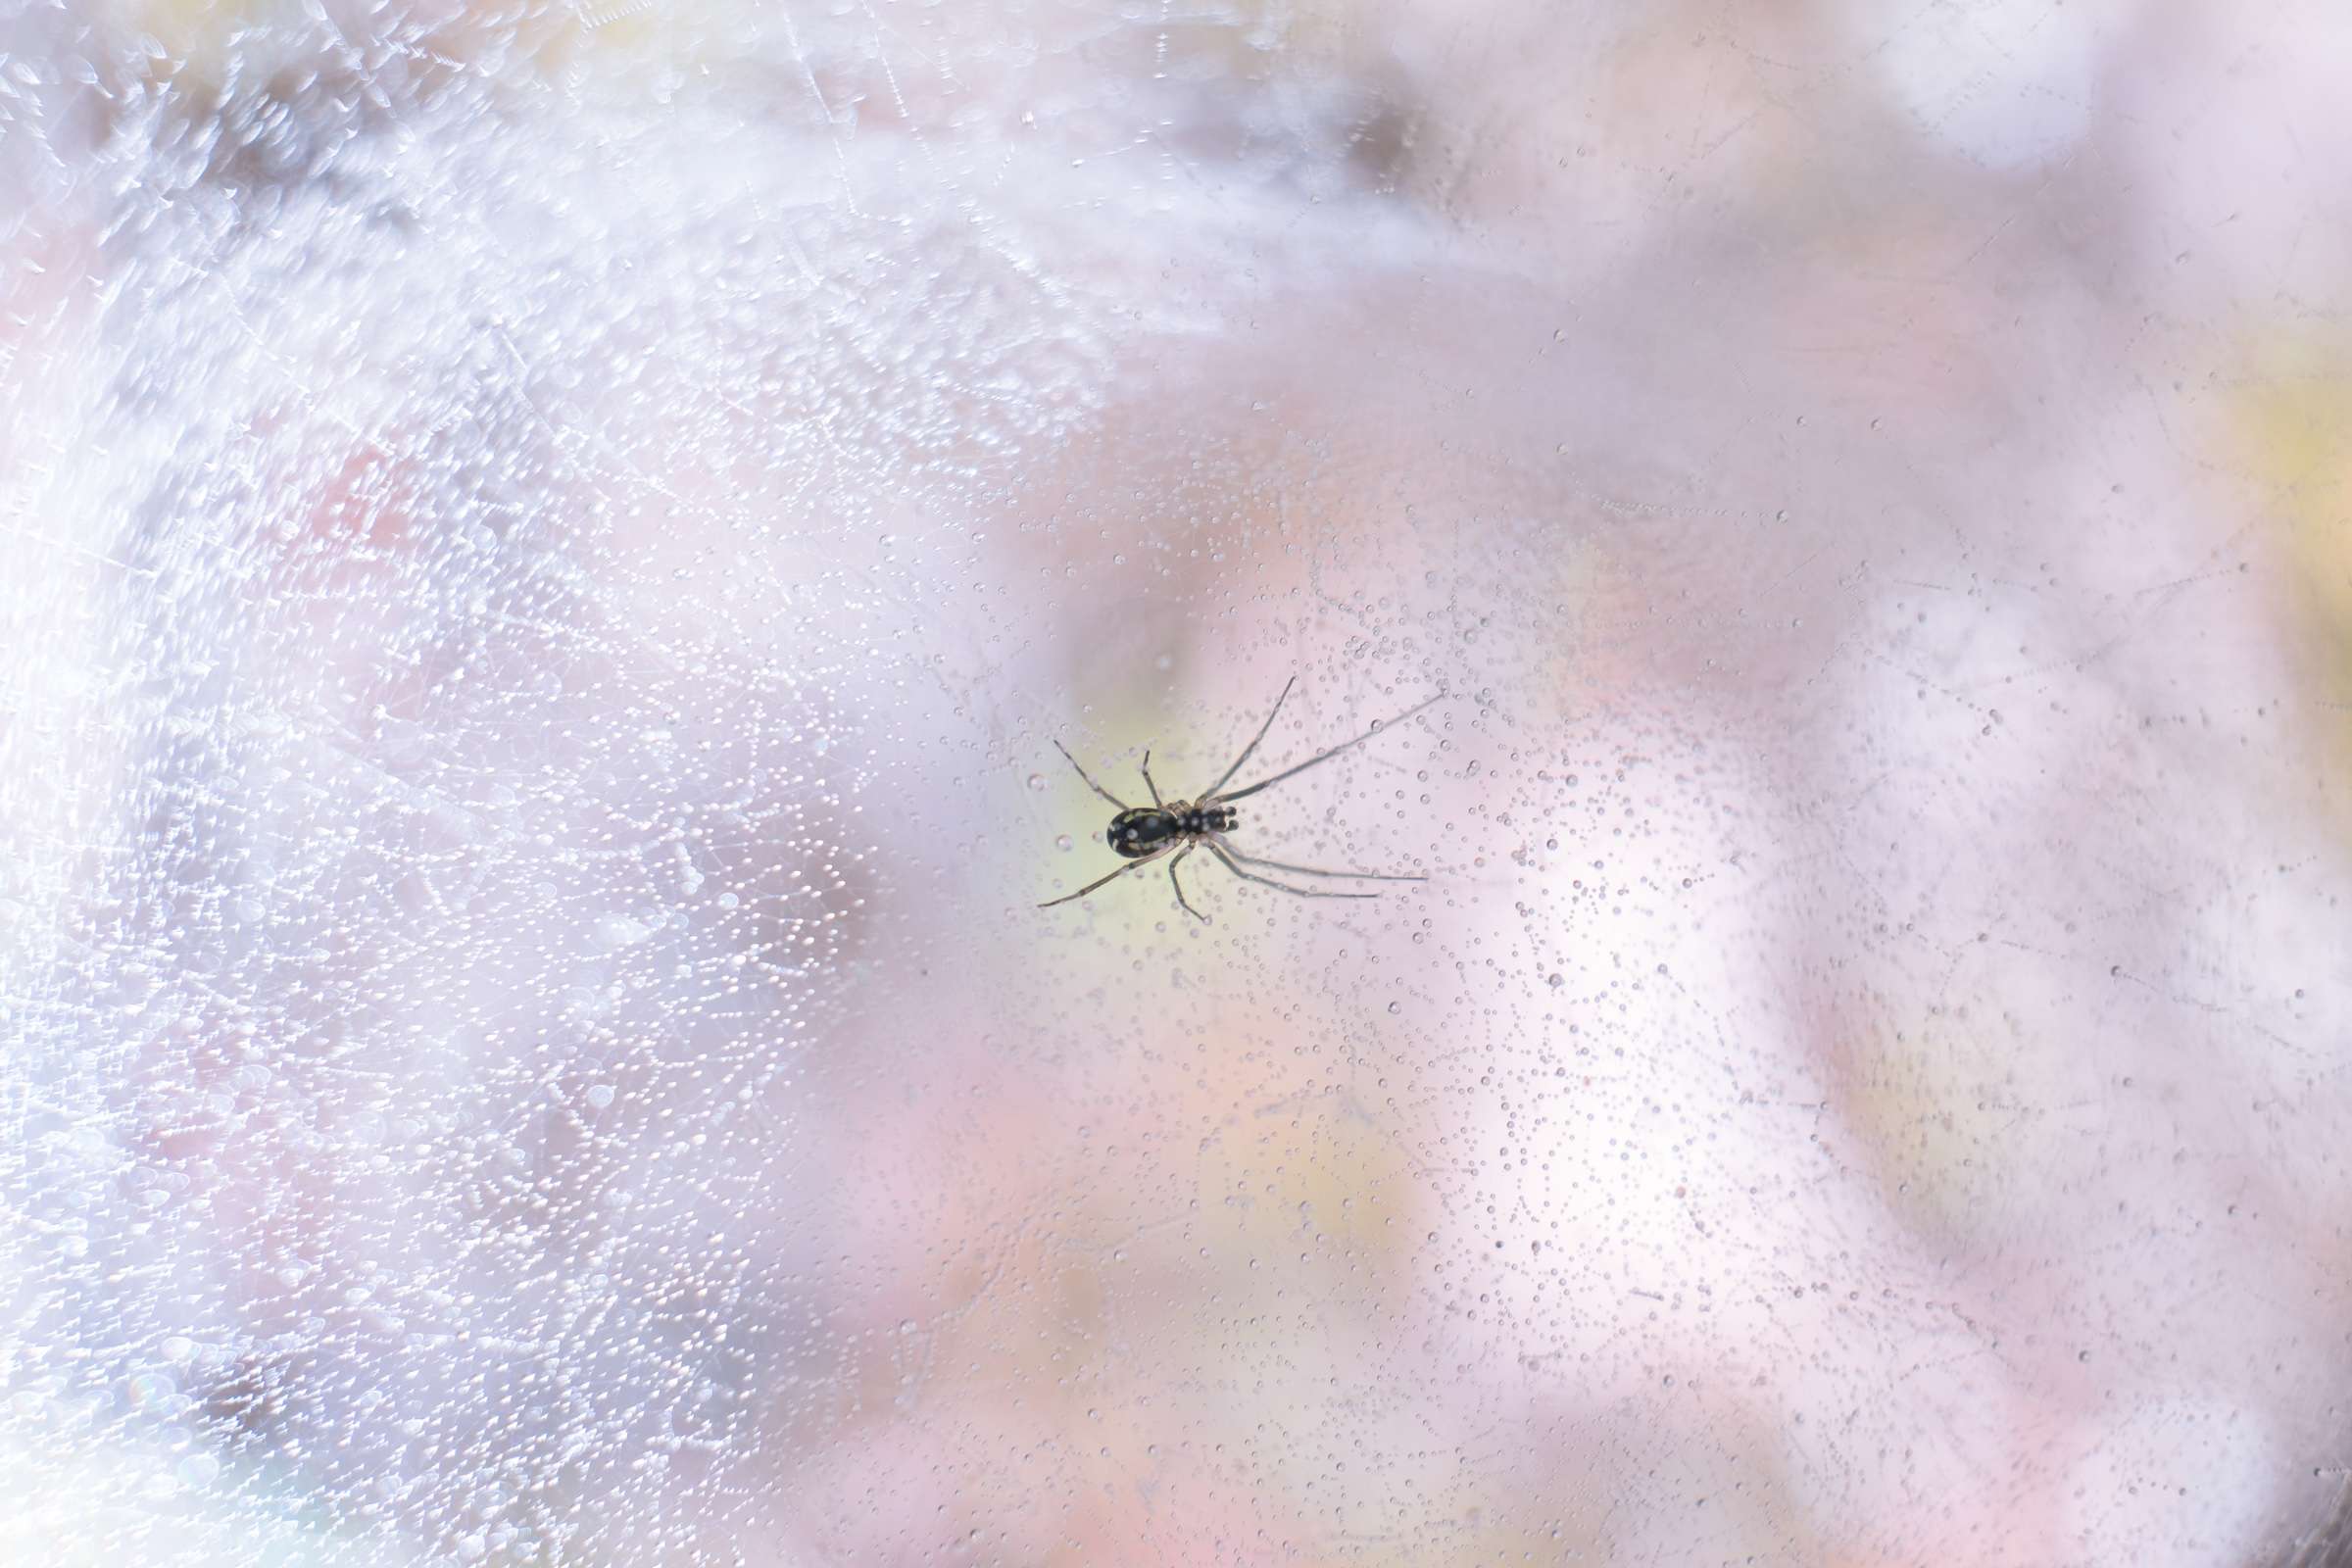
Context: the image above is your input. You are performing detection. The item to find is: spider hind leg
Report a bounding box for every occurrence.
[1038,847,1168,909]
[1053,739,1130,811]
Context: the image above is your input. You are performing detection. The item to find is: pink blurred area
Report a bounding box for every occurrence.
[5,1,2352,1565]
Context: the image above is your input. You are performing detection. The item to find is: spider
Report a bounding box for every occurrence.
[1038,678,1443,921]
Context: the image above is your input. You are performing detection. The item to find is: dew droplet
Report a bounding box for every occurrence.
[1027,773,1048,792]
[1055,834,1073,852]
[595,913,656,950]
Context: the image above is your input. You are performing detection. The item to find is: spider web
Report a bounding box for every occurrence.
[3,2,2349,1565]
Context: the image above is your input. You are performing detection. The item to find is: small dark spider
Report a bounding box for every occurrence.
[1038,678,1443,921]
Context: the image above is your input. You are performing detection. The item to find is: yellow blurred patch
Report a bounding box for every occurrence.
[103,0,709,80]
[1193,1088,1424,1268]
[2232,344,2352,664]
[1839,1018,2019,1243]
[539,0,690,60]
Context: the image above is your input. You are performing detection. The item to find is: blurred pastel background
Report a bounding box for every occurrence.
[4,0,2352,1563]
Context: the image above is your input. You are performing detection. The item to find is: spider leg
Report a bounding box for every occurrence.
[1202,676,1297,800]
[1053,738,1131,810]
[1038,847,1169,909]
[1203,839,1376,900]
[1166,844,1206,921]
[1211,689,1446,806]
[1216,840,1425,882]
[1140,750,1165,808]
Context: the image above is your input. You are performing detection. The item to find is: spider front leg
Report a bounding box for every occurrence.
[1217,843,1425,883]
[1166,844,1206,922]
[1203,839,1376,900]
[1203,676,1297,799]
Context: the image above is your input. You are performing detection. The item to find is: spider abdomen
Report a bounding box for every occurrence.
[1106,807,1180,858]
